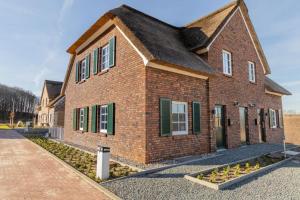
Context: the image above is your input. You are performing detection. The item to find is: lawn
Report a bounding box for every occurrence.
[0,124,10,129]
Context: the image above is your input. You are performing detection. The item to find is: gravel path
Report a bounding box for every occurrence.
[102,144,300,200]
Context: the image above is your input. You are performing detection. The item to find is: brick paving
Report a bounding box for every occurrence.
[0,130,111,200]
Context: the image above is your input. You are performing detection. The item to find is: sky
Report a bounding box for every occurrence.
[0,0,299,112]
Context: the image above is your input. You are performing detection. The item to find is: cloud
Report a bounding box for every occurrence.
[58,0,74,30]
[282,80,300,87]
[33,0,74,93]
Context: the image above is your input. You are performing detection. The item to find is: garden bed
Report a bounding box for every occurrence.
[184,152,293,190]
[26,136,137,183]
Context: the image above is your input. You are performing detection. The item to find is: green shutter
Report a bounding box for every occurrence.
[73,108,77,130]
[193,102,201,134]
[107,103,115,135]
[91,105,97,133]
[109,37,116,67]
[160,98,171,136]
[93,48,99,75]
[83,107,89,132]
[75,62,79,83]
[85,54,90,79]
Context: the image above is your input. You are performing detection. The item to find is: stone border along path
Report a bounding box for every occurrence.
[102,143,299,200]
[0,130,119,200]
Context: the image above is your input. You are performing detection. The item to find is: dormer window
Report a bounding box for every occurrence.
[248,61,256,83]
[222,50,232,76]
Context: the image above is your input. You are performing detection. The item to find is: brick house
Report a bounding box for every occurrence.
[37,80,63,127]
[61,0,291,164]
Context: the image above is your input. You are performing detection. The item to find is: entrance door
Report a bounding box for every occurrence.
[239,107,249,145]
[215,105,226,148]
[258,109,266,142]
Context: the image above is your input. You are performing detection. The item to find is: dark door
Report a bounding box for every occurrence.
[239,107,250,145]
[258,109,267,142]
[215,105,226,148]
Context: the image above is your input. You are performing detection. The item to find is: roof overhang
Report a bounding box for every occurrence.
[265,89,284,97]
[146,61,210,80]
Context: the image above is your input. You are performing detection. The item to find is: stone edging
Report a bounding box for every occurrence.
[24,134,122,200]
[184,154,295,190]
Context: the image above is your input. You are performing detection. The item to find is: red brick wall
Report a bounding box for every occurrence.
[203,10,284,149]
[64,26,147,163]
[145,68,210,163]
[284,115,300,145]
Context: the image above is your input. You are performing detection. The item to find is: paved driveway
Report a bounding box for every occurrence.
[0,130,111,200]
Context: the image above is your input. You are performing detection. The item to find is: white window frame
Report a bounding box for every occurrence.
[248,61,256,83]
[101,44,110,71]
[99,105,108,133]
[79,108,84,131]
[270,109,277,128]
[80,59,86,81]
[171,101,188,136]
[222,50,232,76]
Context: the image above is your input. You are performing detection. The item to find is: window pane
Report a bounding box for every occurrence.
[172,113,178,122]
[178,104,185,113]
[172,123,179,132]
[179,113,185,122]
[179,123,186,131]
[172,103,178,113]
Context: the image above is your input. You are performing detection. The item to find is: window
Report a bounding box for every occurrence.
[80,59,86,81]
[100,105,108,133]
[269,109,277,128]
[248,61,256,82]
[79,108,84,131]
[222,50,232,76]
[172,101,188,135]
[101,45,109,71]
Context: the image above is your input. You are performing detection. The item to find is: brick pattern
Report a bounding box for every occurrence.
[145,67,210,162]
[64,26,147,164]
[203,10,284,150]
[64,10,285,164]
[0,130,110,200]
[284,115,300,145]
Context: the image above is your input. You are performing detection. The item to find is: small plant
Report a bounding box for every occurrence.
[254,162,260,170]
[209,172,216,183]
[245,162,251,173]
[223,166,230,180]
[234,164,240,177]
[197,173,204,180]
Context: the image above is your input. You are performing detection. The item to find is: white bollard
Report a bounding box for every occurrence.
[96,146,110,180]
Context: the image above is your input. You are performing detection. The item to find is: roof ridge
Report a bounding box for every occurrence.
[45,80,63,84]
[185,0,239,27]
[117,4,180,29]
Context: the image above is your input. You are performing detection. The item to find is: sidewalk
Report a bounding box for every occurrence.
[0,130,112,200]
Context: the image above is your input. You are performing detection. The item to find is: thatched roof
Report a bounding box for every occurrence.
[183,1,237,50]
[265,77,292,95]
[109,5,214,75]
[44,80,63,100]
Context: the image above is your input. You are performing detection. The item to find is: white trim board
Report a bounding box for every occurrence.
[265,89,284,97]
[147,62,209,80]
[206,7,267,74]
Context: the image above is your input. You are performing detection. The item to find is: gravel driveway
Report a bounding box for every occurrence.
[102,144,300,200]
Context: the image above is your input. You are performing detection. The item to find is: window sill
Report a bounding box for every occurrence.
[98,69,109,75]
[249,81,256,85]
[223,73,233,78]
[78,79,86,84]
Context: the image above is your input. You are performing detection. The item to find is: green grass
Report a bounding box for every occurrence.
[0,124,10,129]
